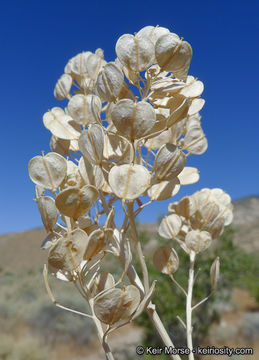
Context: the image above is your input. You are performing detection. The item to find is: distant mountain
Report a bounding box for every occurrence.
[0,196,258,273]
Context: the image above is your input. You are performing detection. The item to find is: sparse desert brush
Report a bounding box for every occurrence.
[28,25,233,359]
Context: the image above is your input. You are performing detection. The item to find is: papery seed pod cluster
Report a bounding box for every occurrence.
[159,188,233,254]
[28,24,232,347]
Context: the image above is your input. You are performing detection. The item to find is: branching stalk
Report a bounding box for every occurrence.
[186,250,196,360]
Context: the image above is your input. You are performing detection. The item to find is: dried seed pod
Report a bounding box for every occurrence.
[178,167,199,185]
[155,33,192,80]
[78,157,105,189]
[210,257,220,291]
[179,76,204,98]
[49,136,70,156]
[153,246,179,275]
[153,144,186,181]
[111,99,156,140]
[88,272,115,298]
[136,25,170,45]
[48,228,88,272]
[96,62,124,102]
[55,185,98,220]
[116,34,155,72]
[54,74,72,100]
[78,124,104,165]
[37,196,58,233]
[84,228,113,261]
[145,127,172,150]
[65,51,92,76]
[167,98,189,128]
[63,160,82,188]
[103,133,133,164]
[158,214,182,239]
[155,33,192,81]
[108,164,151,200]
[148,178,180,201]
[198,202,220,226]
[85,52,106,81]
[188,98,205,116]
[185,230,212,253]
[43,107,81,140]
[207,217,225,239]
[93,285,140,325]
[67,94,102,126]
[28,152,67,190]
[182,125,208,155]
[172,196,194,219]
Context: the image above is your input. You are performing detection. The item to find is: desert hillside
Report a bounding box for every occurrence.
[0,196,258,360]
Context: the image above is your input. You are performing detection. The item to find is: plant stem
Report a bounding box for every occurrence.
[186,250,196,360]
[89,300,115,360]
[127,201,150,293]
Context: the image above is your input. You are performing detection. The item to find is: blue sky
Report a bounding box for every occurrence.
[0,0,258,234]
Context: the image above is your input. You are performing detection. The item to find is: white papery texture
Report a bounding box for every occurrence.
[67,94,102,126]
[108,164,151,200]
[78,124,104,165]
[136,25,170,45]
[48,229,88,272]
[96,62,124,102]
[158,214,182,239]
[153,246,179,275]
[148,178,180,201]
[43,107,81,140]
[94,285,140,325]
[54,74,72,100]
[116,34,155,72]
[111,99,156,140]
[28,152,67,189]
[153,143,186,181]
[37,196,58,233]
[185,230,212,253]
[155,33,192,80]
[55,185,98,220]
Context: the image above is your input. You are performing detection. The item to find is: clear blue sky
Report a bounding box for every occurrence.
[1,0,258,234]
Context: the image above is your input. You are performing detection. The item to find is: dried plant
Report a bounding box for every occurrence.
[28,25,233,360]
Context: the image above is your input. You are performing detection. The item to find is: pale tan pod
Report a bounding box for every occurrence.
[188,98,205,116]
[28,152,67,189]
[166,98,189,128]
[210,257,220,291]
[88,272,115,298]
[104,208,115,229]
[178,167,200,185]
[153,246,179,275]
[96,62,124,102]
[43,107,81,140]
[111,99,156,140]
[64,160,82,188]
[155,33,192,80]
[49,136,70,156]
[78,157,105,189]
[158,214,182,239]
[78,124,104,165]
[198,202,220,226]
[179,76,204,98]
[173,196,194,219]
[67,94,102,126]
[65,51,92,76]
[148,178,180,201]
[108,164,151,200]
[85,53,106,81]
[55,185,98,220]
[185,230,212,253]
[93,285,140,325]
[115,34,155,72]
[182,125,208,155]
[48,228,88,272]
[54,74,72,100]
[84,228,113,261]
[153,143,186,181]
[103,133,134,164]
[211,188,231,207]
[37,196,58,233]
[136,25,170,45]
[145,128,172,150]
[207,217,225,239]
